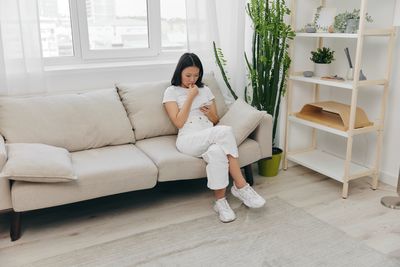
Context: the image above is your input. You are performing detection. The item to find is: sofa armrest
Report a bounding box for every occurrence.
[0,134,6,170]
[249,114,273,159]
[0,134,11,211]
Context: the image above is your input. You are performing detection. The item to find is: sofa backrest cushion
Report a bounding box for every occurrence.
[116,73,228,140]
[202,73,228,117]
[117,81,177,140]
[0,89,135,152]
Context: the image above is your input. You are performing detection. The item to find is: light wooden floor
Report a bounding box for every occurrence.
[0,165,399,266]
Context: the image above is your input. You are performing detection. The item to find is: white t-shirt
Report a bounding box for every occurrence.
[163,85,215,117]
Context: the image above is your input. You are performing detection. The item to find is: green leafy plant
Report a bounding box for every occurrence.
[213,43,238,100]
[213,0,295,146]
[312,6,323,27]
[333,9,373,33]
[310,47,335,64]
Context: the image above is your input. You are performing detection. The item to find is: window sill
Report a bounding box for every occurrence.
[44,59,177,73]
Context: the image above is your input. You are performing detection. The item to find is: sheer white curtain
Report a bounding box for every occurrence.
[0,0,45,95]
[186,0,247,102]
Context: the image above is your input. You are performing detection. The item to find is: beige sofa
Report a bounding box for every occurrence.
[0,75,272,241]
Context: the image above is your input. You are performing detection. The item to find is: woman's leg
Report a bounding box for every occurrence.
[202,144,230,192]
[227,155,247,189]
[200,125,247,190]
[229,154,266,208]
[203,145,235,222]
[177,129,236,222]
[214,188,226,199]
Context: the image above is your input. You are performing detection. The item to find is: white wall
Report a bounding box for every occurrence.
[280,0,400,186]
[381,27,400,186]
[0,23,6,90]
[44,62,176,93]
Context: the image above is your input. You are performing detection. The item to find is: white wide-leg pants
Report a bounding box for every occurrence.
[176,120,238,190]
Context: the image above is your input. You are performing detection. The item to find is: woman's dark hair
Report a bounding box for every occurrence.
[171,53,204,87]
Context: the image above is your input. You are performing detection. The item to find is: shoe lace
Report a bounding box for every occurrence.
[218,199,232,213]
[241,186,259,201]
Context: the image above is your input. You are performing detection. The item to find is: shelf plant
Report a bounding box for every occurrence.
[310,47,335,64]
[310,47,335,77]
[333,9,373,33]
[304,5,322,33]
[214,0,295,176]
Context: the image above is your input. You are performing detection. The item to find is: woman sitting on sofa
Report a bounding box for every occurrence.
[163,53,265,223]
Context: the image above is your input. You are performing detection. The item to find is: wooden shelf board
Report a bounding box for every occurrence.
[289,75,354,89]
[289,115,348,137]
[295,29,393,38]
[287,150,371,183]
[290,75,387,89]
[358,79,387,87]
[363,28,394,36]
[295,32,358,38]
[289,115,378,137]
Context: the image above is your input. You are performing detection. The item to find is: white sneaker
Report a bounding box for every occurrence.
[231,184,266,208]
[213,198,236,223]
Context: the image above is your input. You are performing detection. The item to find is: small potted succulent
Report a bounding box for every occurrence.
[304,23,317,33]
[333,9,373,33]
[310,47,335,77]
[302,6,322,33]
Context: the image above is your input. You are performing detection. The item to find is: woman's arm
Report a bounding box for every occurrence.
[200,100,219,125]
[164,85,198,128]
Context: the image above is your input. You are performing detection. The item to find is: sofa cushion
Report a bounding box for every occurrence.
[218,99,266,145]
[117,81,177,140]
[0,135,11,210]
[202,73,228,117]
[0,143,76,183]
[135,135,262,182]
[0,176,12,210]
[11,144,158,211]
[116,73,228,141]
[136,136,206,181]
[0,135,6,170]
[0,89,135,152]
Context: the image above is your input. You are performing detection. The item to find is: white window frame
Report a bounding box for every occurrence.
[43,0,82,65]
[43,0,166,66]
[76,0,161,60]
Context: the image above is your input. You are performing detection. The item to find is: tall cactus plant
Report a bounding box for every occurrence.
[214,0,294,146]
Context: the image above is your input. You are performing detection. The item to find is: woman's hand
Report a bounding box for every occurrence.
[200,101,219,125]
[187,84,199,99]
[200,105,212,115]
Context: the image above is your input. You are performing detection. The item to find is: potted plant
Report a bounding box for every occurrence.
[333,9,373,33]
[214,0,295,177]
[303,5,322,33]
[304,23,317,33]
[310,47,335,77]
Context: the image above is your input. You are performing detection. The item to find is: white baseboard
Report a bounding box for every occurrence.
[379,170,398,187]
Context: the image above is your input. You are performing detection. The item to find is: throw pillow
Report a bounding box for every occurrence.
[218,99,266,145]
[0,143,77,183]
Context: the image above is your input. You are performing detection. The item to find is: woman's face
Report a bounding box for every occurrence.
[181,66,200,88]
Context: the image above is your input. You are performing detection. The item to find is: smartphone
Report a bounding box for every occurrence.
[200,101,212,108]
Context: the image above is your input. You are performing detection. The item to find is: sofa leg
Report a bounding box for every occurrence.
[244,164,254,186]
[10,211,22,241]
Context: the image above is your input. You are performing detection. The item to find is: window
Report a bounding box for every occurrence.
[38,0,187,64]
[86,0,149,50]
[160,0,187,50]
[38,0,74,57]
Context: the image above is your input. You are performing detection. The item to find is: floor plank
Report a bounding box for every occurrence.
[0,165,399,266]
